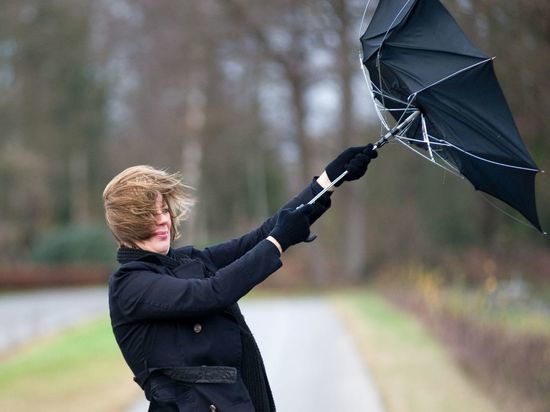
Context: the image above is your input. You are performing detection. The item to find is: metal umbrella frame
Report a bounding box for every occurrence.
[307,0,543,232]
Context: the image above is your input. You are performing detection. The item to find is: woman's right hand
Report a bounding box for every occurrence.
[325,144,378,186]
[268,205,314,252]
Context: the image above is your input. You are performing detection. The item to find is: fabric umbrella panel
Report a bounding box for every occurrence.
[359,0,543,232]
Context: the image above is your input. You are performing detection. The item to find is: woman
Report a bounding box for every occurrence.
[103,145,377,412]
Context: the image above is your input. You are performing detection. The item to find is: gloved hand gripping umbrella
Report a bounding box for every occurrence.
[326,0,544,232]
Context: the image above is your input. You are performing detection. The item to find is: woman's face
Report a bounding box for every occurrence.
[135,192,172,255]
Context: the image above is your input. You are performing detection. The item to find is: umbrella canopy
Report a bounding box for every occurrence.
[360,0,542,231]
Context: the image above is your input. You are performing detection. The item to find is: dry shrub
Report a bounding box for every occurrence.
[385,289,550,412]
[440,247,550,286]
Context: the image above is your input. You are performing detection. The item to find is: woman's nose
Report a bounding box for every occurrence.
[156,210,169,225]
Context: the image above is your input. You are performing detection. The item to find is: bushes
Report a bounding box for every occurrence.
[384,287,550,412]
[30,223,116,265]
[0,224,116,289]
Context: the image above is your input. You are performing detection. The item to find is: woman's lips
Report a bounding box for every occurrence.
[154,230,169,238]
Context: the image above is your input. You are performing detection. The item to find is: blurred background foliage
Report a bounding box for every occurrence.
[0,1,548,410]
[30,224,116,264]
[0,0,548,287]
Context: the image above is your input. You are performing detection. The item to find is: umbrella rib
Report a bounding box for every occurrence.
[393,135,464,177]
[376,0,415,49]
[433,150,461,175]
[371,85,409,105]
[427,134,540,172]
[383,42,487,61]
[396,136,449,146]
[412,57,494,96]
[421,114,434,161]
[395,95,417,134]
[373,91,409,106]
[377,59,388,115]
[361,55,418,134]
[395,134,542,231]
[382,108,417,113]
[361,58,392,130]
[392,132,462,175]
[375,0,415,120]
[478,193,548,235]
[399,133,539,172]
[358,0,375,39]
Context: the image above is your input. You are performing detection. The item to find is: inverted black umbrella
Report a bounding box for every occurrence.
[306,0,543,231]
[343,0,543,231]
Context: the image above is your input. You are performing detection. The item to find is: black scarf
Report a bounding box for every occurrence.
[116,246,276,412]
[117,246,195,270]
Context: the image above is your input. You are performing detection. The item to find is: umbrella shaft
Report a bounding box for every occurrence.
[306,170,348,205]
[374,110,420,149]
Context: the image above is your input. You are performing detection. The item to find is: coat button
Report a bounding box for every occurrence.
[193,323,202,333]
[209,405,217,412]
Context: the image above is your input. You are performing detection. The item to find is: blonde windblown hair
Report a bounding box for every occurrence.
[103,165,194,247]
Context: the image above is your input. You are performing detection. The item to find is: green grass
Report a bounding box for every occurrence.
[333,290,499,412]
[0,316,114,382]
[0,316,138,411]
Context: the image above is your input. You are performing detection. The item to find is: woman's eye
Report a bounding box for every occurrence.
[162,208,170,214]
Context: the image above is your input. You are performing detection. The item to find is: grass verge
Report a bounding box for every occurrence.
[0,316,140,412]
[333,289,498,412]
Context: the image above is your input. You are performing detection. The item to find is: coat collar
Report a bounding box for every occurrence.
[117,246,192,270]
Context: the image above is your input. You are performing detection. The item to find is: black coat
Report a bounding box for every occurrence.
[108,180,331,412]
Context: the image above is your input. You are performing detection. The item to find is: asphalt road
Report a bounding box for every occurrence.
[0,286,108,353]
[243,297,385,412]
[0,288,384,411]
[129,297,385,412]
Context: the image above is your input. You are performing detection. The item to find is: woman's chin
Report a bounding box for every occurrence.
[154,242,171,255]
[136,238,171,255]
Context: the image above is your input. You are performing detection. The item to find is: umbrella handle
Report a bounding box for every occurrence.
[296,171,349,242]
[305,170,349,207]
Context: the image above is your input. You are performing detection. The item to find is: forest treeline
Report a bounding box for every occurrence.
[1,0,548,283]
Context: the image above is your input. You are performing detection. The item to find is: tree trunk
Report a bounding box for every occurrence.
[333,0,367,280]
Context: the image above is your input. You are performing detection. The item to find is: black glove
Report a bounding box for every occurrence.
[325,144,378,186]
[269,205,314,251]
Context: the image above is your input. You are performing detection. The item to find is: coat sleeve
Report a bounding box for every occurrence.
[110,240,282,321]
[202,178,332,269]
